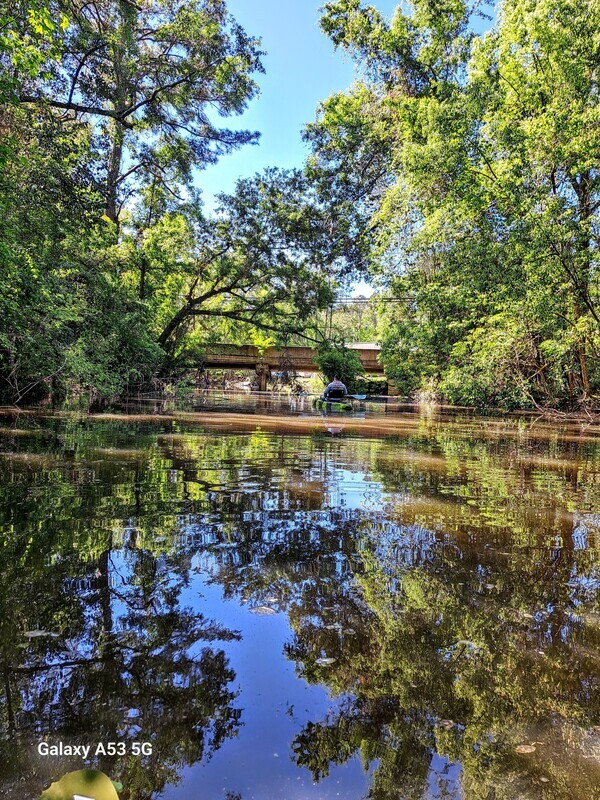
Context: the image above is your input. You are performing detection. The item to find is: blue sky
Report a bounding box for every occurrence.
[199,0,400,208]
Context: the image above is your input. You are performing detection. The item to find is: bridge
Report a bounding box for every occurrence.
[202,343,384,391]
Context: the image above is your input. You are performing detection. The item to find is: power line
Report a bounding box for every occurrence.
[332,297,409,305]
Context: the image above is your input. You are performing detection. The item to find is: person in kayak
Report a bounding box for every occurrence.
[323,376,348,400]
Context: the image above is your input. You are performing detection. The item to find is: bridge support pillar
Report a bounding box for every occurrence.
[256,362,270,392]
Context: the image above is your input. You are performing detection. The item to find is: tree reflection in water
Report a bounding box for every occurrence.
[0,520,241,799]
[0,409,599,799]
[199,509,599,799]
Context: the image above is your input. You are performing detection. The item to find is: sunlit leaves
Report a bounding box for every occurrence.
[314,0,600,407]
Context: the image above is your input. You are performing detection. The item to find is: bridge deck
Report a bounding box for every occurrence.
[202,344,383,374]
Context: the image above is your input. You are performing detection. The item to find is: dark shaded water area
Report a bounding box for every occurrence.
[0,399,599,799]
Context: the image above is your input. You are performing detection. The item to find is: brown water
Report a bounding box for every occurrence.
[0,399,599,799]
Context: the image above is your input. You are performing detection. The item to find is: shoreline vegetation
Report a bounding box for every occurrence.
[1,0,599,412]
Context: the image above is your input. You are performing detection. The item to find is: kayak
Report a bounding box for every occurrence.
[313,396,354,411]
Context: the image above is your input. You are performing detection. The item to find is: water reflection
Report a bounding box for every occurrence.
[0,532,241,798]
[0,406,599,799]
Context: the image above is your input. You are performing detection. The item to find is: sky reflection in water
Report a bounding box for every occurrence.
[0,402,599,799]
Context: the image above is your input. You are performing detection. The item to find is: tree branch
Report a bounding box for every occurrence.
[18,95,134,128]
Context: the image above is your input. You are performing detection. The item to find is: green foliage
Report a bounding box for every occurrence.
[0,4,342,403]
[0,106,163,401]
[353,375,387,395]
[3,0,600,409]
[437,311,532,409]
[314,0,600,410]
[142,170,336,360]
[314,339,365,391]
[330,297,379,342]
[0,0,67,104]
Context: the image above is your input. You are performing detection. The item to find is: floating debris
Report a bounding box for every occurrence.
[24,630,59,639]
[515,743,536,754]
[249,605,277,615]
[315,657,337,666]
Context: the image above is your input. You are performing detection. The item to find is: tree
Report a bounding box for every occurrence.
[17,0,264,223]
[329,296,379,343]
[311,0,600,409]
[467,0,600,401]
[314,339,365,391]
[141,170,346,359]
[1,2,305,401]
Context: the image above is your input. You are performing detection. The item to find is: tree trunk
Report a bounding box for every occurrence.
[105,121,125,226]
[158,304,191,349]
